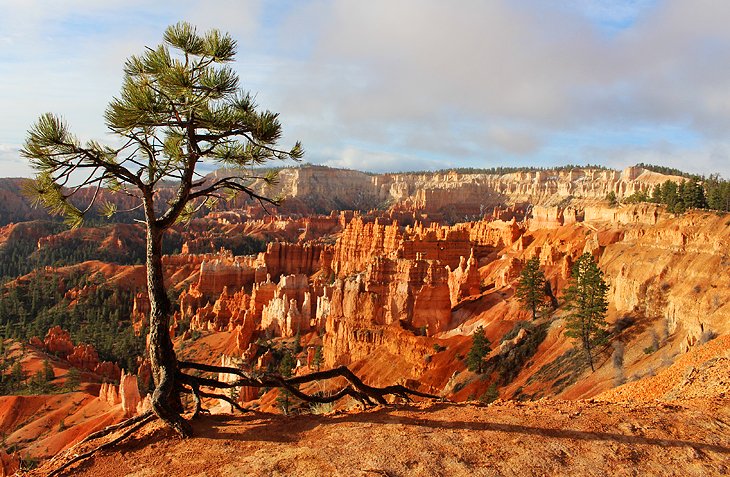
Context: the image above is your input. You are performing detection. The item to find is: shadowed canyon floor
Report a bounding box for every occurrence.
[31,397,730,477]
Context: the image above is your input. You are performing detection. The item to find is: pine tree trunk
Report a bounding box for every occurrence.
[585,340,595,372]
[146,220,191,437]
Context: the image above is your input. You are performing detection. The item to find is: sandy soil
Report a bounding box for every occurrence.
[29,396,729,477]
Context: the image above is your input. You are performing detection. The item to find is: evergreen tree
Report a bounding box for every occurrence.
[29,369,48,393]
[661,181,679,211]
[650,184,661,203]
[674,181,687,213]
[682,180,707,209]
[22,22,302,436]
[705,174,730,211]
[465,326,491,374]
[64,367,81,392]
[563,253,610,372]
[515,256,547,320]
[292,332,302,355]
[276,351,297,415]
[9,362,25,390]
[278,350,296,377]
[479,383,499,404]
[43,359,55,383]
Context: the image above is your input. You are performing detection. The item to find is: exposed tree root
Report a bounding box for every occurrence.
[44,363,441,476]
[177,361,443,408]
[47,412,156,477]
[74,410,154,447]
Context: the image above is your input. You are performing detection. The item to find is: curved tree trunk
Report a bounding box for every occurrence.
[146,220,191,437]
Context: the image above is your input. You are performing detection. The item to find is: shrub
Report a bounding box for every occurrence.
[479,383,499,404]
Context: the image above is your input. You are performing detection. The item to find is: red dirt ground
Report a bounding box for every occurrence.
[28,397,729,477]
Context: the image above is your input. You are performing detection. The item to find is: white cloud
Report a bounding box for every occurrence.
[264,0,730,174]
[321,147,445,173]
[1,0,730,177]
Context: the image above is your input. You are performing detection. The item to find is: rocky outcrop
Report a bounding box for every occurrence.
[331,217,403,276]
[43,326,74,358]
[67,344,99,373]
[529,205,566,230]
[67,344,122,381]
[583,203,663,225]
[447,250,481,306]
[36,223,146,263]
[600,211,730,352]
[131,292,150,335]
[98,381,121,407]
[369,166,683,219]
[263,242,323,281]
[322,255,450,370]
[97,370,142,417]
[196,251,258,296]
[323,296,431,375]
[259,274,312,337]
[272,166,379,212]
[464,218,524,248]
[331,216,484,277]
[119,370,141,417]
[218,355,259,405]
[186,272,318,350]
[181,242,324,306]
[93,361,122,382]
[40,327,122,380]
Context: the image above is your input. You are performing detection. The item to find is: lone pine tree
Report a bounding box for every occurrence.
[24,23,437,446]
[562,253,609,372]
[515,256,547,320]
[466,326,491,374]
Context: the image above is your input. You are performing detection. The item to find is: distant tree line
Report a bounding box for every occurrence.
[634,163,702,180]
[388,164,610,176]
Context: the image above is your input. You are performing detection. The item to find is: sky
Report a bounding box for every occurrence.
[1,0,730,177]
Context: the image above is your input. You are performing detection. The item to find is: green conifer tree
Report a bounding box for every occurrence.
[22,22,302,435]
[43,359,55,383]
[64,367,81,392]
[276,351,297,414]
[515,256,547,320]
[465,326,491,374]
[562,253,610,372]
[650,184,661,203]
[10,362,25,390]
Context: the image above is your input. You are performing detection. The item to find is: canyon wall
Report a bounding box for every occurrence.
[260,165,684,220]
[599,212,730,350]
